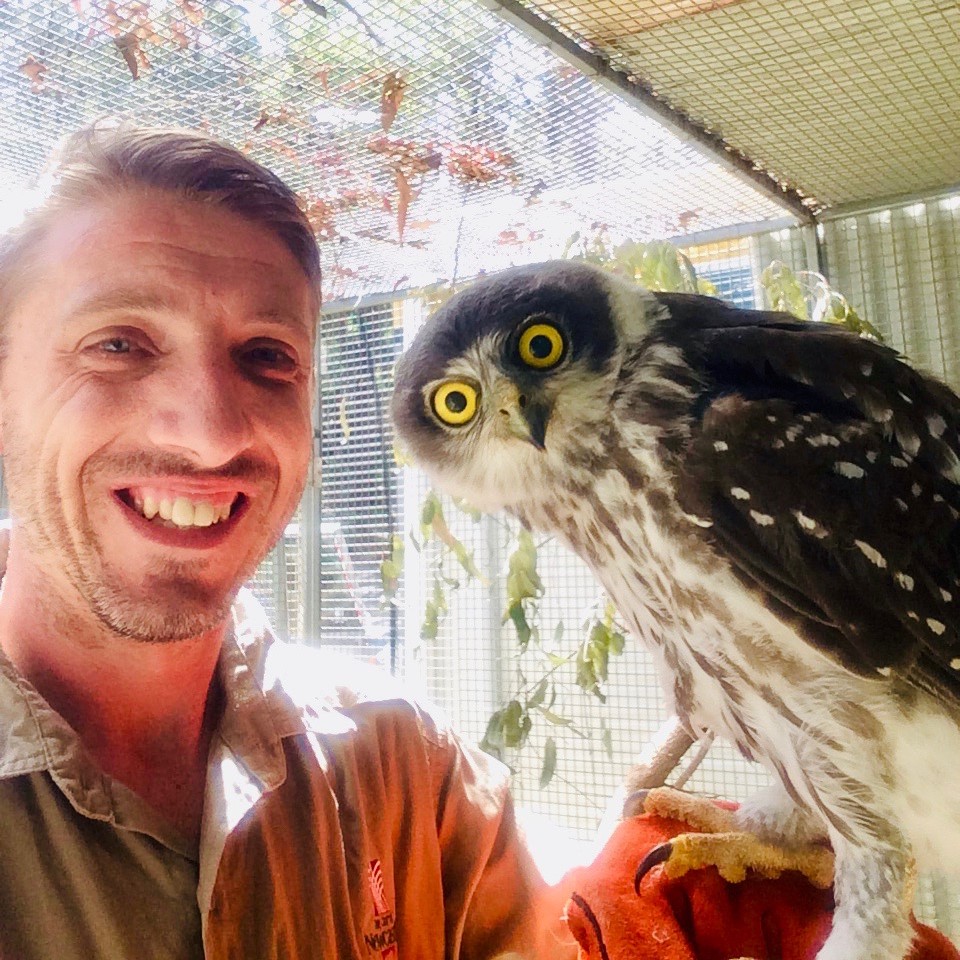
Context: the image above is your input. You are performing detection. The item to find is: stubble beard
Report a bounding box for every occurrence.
[84,564,240,643]
[76,502,296,644]
[3,436,302,645]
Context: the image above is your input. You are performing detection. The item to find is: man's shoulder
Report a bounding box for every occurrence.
[231,589,450,745]
[266,639,428,714]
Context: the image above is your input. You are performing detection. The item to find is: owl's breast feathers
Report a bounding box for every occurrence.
[630,292,960,705]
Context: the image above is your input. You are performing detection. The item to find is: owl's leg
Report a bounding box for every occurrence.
[632,787,834,890]
[814,835,915,960]
[733,783,829,848]
[734,784,919,960]
[736,764,919,959]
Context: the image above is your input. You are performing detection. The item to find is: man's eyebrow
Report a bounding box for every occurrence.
[253,308,315,335]
[63,292,312,333]
[66,288,183,319]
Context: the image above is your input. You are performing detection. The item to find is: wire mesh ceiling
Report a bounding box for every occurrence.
[0,0,795,302]
[502,0,960,209]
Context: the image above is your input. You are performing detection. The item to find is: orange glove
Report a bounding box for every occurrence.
[563,808,958,960]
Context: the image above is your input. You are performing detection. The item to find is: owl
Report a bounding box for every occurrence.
[392,260,960,960]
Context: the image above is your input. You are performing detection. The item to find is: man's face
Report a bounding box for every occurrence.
[0,190,316,642]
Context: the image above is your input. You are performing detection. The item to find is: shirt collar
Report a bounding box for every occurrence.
[0,587,350,844]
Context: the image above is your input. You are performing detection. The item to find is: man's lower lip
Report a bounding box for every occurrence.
[114,494,246,548]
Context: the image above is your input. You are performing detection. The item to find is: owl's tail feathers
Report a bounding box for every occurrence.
[632,788,834,892]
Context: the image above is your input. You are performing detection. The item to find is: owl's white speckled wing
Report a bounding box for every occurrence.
[661,307,960,702]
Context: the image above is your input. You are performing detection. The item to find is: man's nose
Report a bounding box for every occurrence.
[145,353,254,467]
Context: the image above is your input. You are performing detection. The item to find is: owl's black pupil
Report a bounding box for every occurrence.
[529,334,554,359]
[446,391,468,413]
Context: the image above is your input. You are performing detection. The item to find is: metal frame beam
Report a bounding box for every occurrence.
[818,182,960,221]
[479,0,817,226]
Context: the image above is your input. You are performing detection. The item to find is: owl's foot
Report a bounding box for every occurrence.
[633,829,835,891]
[632,787,834,893]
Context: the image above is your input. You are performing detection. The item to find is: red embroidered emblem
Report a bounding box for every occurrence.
[368,859,390,917]
[364,859,397,957]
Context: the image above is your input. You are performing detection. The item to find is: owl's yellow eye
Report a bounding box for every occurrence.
[432,381,479,426]
[518,322,565,369]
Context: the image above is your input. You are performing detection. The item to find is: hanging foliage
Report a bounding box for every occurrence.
[380,72,406,132]
[18,56,48,93]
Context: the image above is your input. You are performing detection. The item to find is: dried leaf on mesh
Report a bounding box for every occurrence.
[175,0,204,24]
[19,56,48,93]
[169,21,191,50]
[380,71,406,132]
[445,143,516,185]
[114,31,150,79]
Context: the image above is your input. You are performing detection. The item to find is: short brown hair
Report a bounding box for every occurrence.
[0,121,321,322]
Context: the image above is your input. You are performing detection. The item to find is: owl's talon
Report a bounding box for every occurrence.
[633,841,673,893]
[634,829,835,889]
[622,788,650,818]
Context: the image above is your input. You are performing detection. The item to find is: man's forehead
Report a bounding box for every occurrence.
[24,192,317,328]
[43,192,303,276]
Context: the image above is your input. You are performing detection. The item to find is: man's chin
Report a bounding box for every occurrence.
[87,578,239,644]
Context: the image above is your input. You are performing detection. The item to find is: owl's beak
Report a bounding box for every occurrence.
[496,383,550,451]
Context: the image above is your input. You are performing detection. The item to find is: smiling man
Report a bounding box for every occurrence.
[0,124,572,960]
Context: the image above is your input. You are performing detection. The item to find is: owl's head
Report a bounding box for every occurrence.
[391,260,655,511]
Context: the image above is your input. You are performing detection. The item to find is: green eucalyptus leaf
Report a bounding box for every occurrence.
[601,724,614,759]
[453,543,482,580]
[575,655,594,688]
[453,497,483,521]
[379,531,404,601]
[589,641,609,681]
[420,576,448,641]
[538,707,573,726]
[527,676,549,708]
[759,261,808,320]
[421,601,439,640]
[420,490,440,533]
[506,601,532,650]
[502,699,532,748]
[561,230,581,259]
[480,709,506,759]
[540,736,557,788]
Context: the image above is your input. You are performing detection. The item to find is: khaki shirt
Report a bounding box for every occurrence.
[0,592,572,959]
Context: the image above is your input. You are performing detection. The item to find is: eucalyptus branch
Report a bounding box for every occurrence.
[550,773,606,810]
[329,0,383,46]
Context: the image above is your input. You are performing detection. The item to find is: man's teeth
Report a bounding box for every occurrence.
[136,495,232,528]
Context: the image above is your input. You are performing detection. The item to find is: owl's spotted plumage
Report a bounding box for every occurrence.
[391,260,960,960]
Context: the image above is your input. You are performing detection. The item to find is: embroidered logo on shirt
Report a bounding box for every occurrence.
[364,859,397,957]
[368,859,390,917]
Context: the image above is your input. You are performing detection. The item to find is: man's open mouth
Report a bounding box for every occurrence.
[116,488,246,530]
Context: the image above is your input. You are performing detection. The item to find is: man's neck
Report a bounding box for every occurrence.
[0,550,226,844]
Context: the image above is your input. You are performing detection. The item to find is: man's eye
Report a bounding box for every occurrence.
[100,337,132,354]
[83,334,147,359]
[242,342,299,378]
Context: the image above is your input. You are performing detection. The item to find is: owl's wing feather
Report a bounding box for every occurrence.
[658,292,960,480]
[656,295,960,702]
